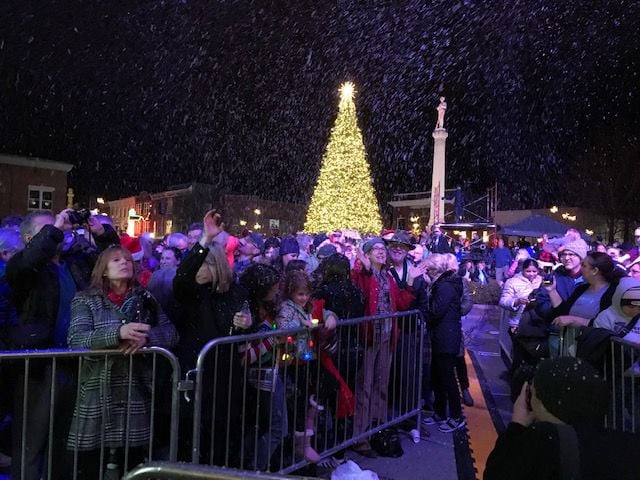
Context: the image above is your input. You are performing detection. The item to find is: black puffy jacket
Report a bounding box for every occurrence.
[427,270,463,354]
[6,224,119,349]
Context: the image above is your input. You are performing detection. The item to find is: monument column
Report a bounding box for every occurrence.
[429,97,448,226]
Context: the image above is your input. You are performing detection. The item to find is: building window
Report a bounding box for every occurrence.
[269,219,280,230]
[397,218,405,230]
[165,220,173,234]
[28,186,54,210]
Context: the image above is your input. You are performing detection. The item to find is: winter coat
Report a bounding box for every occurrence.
[351,264,415,346]
[499,273,543,328]
[66,287,178,450]
[276,299,336,358]
[534,266,582,322]
[172,243,247,371]
[313,281,365,320]
[431,236,452,254]
[427,270,463,355]
[0,260,18,349]
[389,259,429,332]
[6,224,119,349]
[484,421,640,480]
[593,277,640,334]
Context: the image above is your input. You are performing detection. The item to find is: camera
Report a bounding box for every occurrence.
[68,208,91,225]
[542,265,554,285]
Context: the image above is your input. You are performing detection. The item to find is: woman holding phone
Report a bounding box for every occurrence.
[499,259,544,389]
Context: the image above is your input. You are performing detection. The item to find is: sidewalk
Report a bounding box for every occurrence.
[341,424,459,480]
[345,304,511,480]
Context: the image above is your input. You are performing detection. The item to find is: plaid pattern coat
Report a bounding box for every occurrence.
[66,287,178,450]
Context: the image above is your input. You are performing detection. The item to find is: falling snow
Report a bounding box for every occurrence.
[0,1,638,211]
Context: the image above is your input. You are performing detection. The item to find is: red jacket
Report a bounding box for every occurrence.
[350,263,415,346]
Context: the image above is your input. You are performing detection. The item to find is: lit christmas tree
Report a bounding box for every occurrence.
[304,82,383,234]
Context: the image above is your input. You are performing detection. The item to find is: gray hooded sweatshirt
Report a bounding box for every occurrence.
[594,277,640,339]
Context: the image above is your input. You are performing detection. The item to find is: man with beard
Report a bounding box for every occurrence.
[6,209,119,479]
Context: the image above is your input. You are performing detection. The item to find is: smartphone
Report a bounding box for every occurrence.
[210,210,223,226]
[542,266,553,285]
[525,383,533,411]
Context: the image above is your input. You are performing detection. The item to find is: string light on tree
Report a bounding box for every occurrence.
[304,82,383,234]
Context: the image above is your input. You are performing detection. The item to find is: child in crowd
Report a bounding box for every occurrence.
[276,270,336,463]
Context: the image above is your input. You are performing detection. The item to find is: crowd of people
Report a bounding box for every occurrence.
[0,208,639,478]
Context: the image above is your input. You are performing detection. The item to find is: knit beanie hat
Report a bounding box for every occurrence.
[279,236,299,256]
[246,232,264,252]
[313,233,328,249]
[363,237,385,254]
[561,239,588,259]
[317,244,337,259]
[533,357,608,426]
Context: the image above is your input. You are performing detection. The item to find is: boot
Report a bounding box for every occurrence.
[295,429,321,463]
[307,394,324,431]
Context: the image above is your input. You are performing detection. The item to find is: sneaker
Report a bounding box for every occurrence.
[422,413,445,426]
[317,455,344,469]
[438,417,466,433]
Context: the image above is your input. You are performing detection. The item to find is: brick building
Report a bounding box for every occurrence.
[105,183,306,237]
[0,154,73,218]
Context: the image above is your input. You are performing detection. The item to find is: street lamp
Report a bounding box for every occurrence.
[253,208,262,231]
[239,220,247,226]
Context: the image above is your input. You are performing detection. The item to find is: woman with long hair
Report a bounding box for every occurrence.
[173,210,251,465]
[550,252,627,328]
[66,245,178,478]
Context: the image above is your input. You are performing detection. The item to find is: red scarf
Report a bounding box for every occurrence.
[106,288,131,307]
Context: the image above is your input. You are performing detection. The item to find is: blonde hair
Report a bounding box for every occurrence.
[90,246,136,292]
[443,253,459,272]
[424,253,450,281]
[195,243,233,293]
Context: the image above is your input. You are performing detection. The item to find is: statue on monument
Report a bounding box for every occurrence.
[436,96,447,129]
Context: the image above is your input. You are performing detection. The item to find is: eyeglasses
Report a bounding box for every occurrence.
[559,252,578,259]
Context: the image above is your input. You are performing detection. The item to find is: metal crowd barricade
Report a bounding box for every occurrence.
[603,336,640,433]
[123,461,318,479]
[0,347,181,480]
[557,327,640,434]
[188,310,424,474]
[558,326,580,357]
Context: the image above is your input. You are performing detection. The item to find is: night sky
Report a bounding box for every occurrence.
[1,1,638,213]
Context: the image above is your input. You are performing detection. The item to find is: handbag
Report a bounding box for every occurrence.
[370,427,403,458]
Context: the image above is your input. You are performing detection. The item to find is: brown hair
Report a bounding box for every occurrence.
[585,251,626,284]
[90,246,136,292]
[284,269,312,311]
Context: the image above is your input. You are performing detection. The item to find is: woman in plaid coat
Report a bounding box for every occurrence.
[67,246,178,477]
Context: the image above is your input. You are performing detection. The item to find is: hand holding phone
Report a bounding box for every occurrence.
[202,209,224,242]
[512,382,536,427]
[526,382,533,411]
